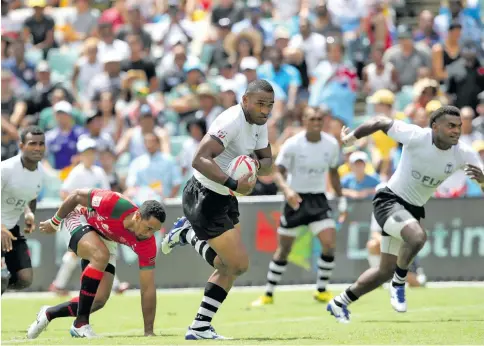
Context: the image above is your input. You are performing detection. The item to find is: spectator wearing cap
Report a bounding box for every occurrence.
[86,51,123,104]
[152,3,194,52]
[257,47,301,111]
[166,61,204,117]
[272,26,290,52]
[413,10,440,48]
[60,136,110,200]
[341,151,380,200]
[63,0,100,42]
[45,100,85,171]
[362,43,399,95]
[125,132,182,200]
[383,25,431,87]
[447,40,484,111]
[210,0,244,28]
[98,0,127,32]
[194,83,223,127]
[338,146,376,179]
[223,29,262,70]
[116,104,171,159]
[10,61,75,127]
[79,110,115,153]
[72,38,103,105]
[232,0,274,45]
[22,0,57,58]
[38,88,85,131]
[97,21,130,62]
[179,116,207,177]
[117,5,152,52]
[434,0,482,46]
[121,34,157,92]
[472,91,484,137]
[2,38,36,89]
[432,21,462,82]
[404,77,439,120]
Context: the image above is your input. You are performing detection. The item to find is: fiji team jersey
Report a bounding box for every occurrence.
[85,189,157,269]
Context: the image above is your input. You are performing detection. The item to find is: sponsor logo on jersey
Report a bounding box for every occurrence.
[92,196,102,207]
[445,163,454,174]
[216,130,227,139]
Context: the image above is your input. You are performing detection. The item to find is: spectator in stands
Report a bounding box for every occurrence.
[125,132,182,201]
[121,33,157,91]
[338,146,376,179]
[72,38,103,106]
[1,70,19,161]
[460,107,483,145]
[289,17,327,75]
[60,136,110,200]
[10,61,74,127]
[341,151,380,200]
[434,0,482,46]
[272,26,290,52]
[404,77,439,120]
[194,83,223,127]
[362,43,399,95]
[212,60,246,95]
[383,25,432,87]
[97,21,130,61]
[447,40,484,111]
[232,0,273,45]
[38,88,85,131]
[122,81,162,127]
[412,107,430,128]
[117,5,152,52]
[465,140,484,197]
[206,17,231,68]
[64,0,99,42]
[210,0,244,28]
[432,22,462,82]
[86,52,123,105]
[413,10,440,48]
[79,111,116,153]
[99,148,122,192]
[99,0,127,32]
[153,2,194,52]
[23,0,56,58]
[159,43,187,94]
[2,38,36,89]
[258,47,301,112]
[95,91,123,141]
[224,29,263,69]
[179,116,206,177]
[473,91,484,136]
[116,104,170,159]
[365,0,393,51]
[45,101,85,171]
[220,81,238,109]
[312,2,342,38]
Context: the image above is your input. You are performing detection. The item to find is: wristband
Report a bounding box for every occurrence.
[223,177,238,191]
[50,214,63,230]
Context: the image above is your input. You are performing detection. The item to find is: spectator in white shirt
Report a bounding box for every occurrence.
[97,21,130,62]
[179,117,207,177]
[289,17,327,73]
[153,3,194,52]
[60,137,110,200]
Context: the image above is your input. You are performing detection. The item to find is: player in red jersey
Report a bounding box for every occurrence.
[26,188,166,339]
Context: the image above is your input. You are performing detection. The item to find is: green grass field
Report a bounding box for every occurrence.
[2,286,483,345]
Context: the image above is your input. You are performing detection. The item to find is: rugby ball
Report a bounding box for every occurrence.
[227,155,257,196]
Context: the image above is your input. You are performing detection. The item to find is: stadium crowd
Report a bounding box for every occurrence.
[1,0,484,205]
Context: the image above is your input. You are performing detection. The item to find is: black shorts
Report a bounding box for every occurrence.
[182,177,240,240]
[3,226,32,282]
[373,187,425,236]
[280,193,333,229]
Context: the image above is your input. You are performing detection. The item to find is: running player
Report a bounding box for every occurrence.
[327,105,484,323]
[1,126,45,294]
[162,80,274,339]
[251,107,347,306]
[27,188,165,338]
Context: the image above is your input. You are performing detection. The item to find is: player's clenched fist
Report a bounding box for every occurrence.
[236,173,256,195]
[285,189,302,210]
[39,220,57,234]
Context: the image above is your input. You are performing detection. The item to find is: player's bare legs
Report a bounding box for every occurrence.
[314,226,336,302]
[187,225,247,339]
[397,223,427,270]
[367,232,381,269]
[8,267,33,290]
[251,233,295,306]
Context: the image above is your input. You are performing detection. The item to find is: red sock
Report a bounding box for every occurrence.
[74,265,103,328]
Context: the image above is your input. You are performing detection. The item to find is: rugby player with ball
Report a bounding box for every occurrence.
[162,80,274,340]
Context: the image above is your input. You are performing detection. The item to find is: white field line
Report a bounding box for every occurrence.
[3,281,484,300]
[4,303,484,344]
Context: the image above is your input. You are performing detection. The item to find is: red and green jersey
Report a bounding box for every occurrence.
[85,189,157,269]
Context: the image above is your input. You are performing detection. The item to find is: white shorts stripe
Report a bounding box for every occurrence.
[309,219,336,236]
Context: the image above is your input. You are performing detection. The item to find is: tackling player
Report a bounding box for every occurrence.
[161,80,274,339]
[1,126,45,294]
[27,188,165,338]
[251,107,347,306]
[327,105,484,323]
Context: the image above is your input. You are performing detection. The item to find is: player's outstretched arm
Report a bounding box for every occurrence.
[341,116,394,145]
[254,144,273,176]
[39,189,90,234]
[139,269,156,336]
